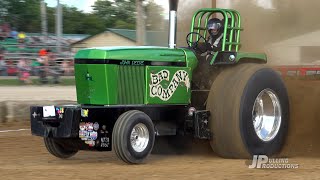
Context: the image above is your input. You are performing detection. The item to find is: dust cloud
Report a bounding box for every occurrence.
[217,0,320,65]
[146,0,320,157]
[166,0,320,65]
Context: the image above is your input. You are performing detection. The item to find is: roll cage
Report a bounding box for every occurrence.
[189,8,243,52]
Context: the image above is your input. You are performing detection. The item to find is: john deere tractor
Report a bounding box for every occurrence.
[30,0,289,164]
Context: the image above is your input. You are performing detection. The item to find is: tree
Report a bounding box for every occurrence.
[0,0,9,21]
[136,0,145,45]
[92,0,137,29]
[78,14,106,34]
[145,0,165,30]
[0,0,106,35]
[92,0,164,30]
[0,0,165,34]
[4,0,41,32]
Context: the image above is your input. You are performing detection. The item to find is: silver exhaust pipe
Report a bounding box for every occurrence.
[169,0,179,49]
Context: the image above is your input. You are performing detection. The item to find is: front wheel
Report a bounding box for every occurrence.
[206,63,289,158]
[112,110,155,164]
[44,137,78,159]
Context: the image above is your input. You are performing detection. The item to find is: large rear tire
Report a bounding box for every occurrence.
[112,110,155,164]
[44,137,78,159]
[206,63,289,158]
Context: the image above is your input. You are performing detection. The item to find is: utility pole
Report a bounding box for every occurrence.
[40,0,48,42]
[212,0,216,8]
[136,0,146,46]
[56,0,62,52]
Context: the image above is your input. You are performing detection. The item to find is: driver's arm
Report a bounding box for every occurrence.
[197,42,213,53]
[211,42,222,51]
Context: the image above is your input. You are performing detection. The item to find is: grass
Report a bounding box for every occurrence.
[0,78,75,86]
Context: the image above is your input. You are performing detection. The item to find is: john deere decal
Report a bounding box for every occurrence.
[150,70,190,101]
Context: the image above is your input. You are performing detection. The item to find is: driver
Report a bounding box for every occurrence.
[207,18,223,51]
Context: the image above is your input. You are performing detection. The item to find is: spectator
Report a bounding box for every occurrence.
[2,23,10,38]
[47,49,61,84]
[37,49,49,83]
[17,59,32,84]
[39,48,47,57]
[36,49,61,84]
[0,28,5,41]
[30,59,41,76]
[61,60,70,76]
[6,60,17,76]
[10,27,18,39]
[17,42,25,52]
[0,50,7,76]
[18,31,26,43]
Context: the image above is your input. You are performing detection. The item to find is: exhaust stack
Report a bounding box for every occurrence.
[169,0,179,49]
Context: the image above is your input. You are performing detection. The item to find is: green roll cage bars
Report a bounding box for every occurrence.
[189,8,243,52]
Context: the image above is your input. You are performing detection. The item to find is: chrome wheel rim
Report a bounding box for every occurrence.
[130,123,149,152]
[252,89,282,142]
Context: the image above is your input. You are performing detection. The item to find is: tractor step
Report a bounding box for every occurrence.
[154,121,177,136]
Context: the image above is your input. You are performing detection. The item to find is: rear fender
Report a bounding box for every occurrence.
[209,51,267,65]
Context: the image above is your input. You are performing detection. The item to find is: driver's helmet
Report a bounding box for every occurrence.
[207,18,222,36]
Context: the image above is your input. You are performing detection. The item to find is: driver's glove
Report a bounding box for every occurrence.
[200,51,209,57]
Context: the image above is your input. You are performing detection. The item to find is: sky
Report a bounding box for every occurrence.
[44,0,169,13]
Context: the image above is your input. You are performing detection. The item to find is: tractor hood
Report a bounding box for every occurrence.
[73,46,198,105]
[75,46,186,63]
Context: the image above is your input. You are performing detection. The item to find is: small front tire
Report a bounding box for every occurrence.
[112,110,155,164]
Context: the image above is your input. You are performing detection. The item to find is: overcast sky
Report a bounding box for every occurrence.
[44,0,169,13]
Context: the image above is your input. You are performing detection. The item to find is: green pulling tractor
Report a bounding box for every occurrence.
[30,0,289,164]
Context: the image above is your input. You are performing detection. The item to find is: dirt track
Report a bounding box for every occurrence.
[282,80,320,158]
[1,80,320,179]
[0,86,76,101]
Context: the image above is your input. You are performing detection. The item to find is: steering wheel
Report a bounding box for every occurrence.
[186,32,210,53]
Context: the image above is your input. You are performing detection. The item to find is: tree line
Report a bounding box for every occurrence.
[0,0,166,35]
